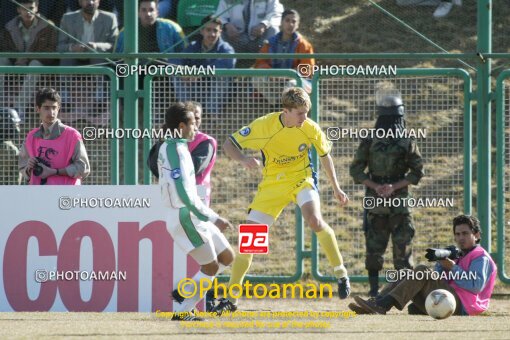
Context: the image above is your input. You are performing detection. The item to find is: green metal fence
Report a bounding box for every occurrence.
[495,70,510,284]
[0,65,503,284]
[0,64,505,284]
[310,68,472,282]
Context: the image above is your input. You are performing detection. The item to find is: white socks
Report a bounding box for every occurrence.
[174,270,214,312]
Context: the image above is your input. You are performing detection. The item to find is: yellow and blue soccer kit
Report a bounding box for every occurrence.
[229,112,332,219]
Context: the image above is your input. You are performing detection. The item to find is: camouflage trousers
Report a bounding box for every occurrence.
[363,210,415,271]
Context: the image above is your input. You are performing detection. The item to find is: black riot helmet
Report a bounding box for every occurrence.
[376,87,405,117]
[0,108,21,141]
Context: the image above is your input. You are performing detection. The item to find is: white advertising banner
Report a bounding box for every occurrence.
[0,186,202,312]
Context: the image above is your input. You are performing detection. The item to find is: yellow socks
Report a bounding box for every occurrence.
[316,226,348,278]
[227,253,253,303]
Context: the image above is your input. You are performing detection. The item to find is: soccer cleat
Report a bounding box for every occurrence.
[170,291,204,321]
[353,295,388,315]
[205,290,216,312]
[171,310,204,321]
[171,289,184,304]
[338,277,351,299]
[211,298,237,315]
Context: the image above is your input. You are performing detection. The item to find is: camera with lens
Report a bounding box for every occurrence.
[32,157,49,177]
[425,245,460,262]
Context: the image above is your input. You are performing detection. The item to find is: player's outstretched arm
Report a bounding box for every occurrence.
[223,138,260,169]
[320,154,349,206]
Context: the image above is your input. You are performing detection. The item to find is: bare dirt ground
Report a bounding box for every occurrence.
[1,297,509,339]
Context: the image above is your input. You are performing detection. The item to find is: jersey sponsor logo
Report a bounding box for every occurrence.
[273,153,306,165]
[240,127,251,136]
[298,143,307,152]
[239,224,269,254]
[171,168,181,179]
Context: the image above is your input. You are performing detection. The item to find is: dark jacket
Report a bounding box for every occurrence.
[1,16,58,65]
[175,37,236,69]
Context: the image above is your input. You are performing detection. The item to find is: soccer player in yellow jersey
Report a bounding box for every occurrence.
[212,87,350,314]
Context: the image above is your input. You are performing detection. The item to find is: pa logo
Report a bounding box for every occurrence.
[171,168,181,179]
[240,127,251,136]
[298,143,307,152]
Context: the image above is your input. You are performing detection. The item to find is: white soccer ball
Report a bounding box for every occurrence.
[425,289,456,320]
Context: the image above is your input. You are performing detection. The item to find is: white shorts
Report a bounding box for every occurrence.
[166,208,230,265]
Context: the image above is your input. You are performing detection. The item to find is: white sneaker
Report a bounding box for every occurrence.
[433,2,453,18]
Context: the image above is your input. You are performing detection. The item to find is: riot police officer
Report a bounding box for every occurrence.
[350,87,424,297]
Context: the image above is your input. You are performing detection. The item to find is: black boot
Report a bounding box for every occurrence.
[368,270,379,297]
[205,289,216,312]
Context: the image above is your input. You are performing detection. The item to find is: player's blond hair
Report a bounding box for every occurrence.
[282,87,311,111]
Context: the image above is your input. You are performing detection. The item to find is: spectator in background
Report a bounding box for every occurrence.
[215,0,283,67]
[58,0,118,66]
[18,88,90,185]
[115,0,186,63]
[174,16,235,68]
[0,108,22,185]
[173,15,235,114]
[253,9,314,103]
[65,0,124,26]
[0,0,58,120]
[255,9,314,71]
